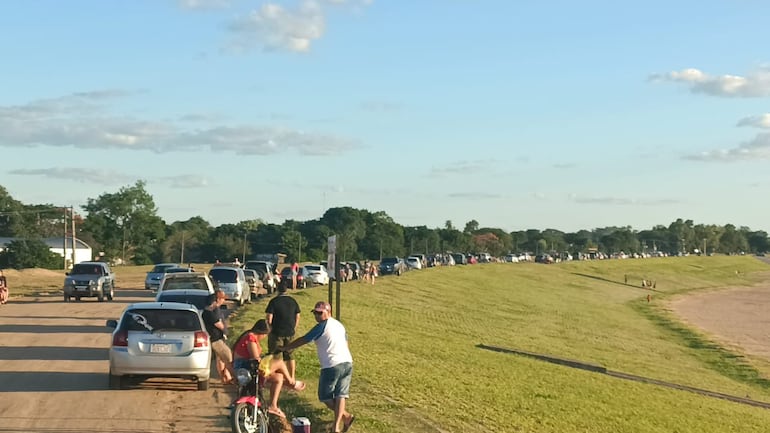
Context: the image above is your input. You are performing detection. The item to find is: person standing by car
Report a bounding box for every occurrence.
[0,269,8,304]
[281,301,354,433]
[290,261,299,289]
[202,290,235,384]
[265,284,301,379]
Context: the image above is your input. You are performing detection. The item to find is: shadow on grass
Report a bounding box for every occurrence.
[571,272,662,292]
[632,301,770,391]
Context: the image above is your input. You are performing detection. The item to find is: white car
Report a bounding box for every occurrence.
[406,256,422,270]
[158,272,215,294]
[106,302,211,390]
[304,264,330,285]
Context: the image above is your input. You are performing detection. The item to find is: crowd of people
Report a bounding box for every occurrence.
[202,283,356,433]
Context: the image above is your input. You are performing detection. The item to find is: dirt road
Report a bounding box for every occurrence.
[0,288,233,433]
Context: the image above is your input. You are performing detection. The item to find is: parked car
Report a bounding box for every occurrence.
[243,260,278,294]
[144,263,180,291]
[158,272,215,294]
[344,261,362,280]
[379,257,407,276]
[63,261,115,302]
[208,266,249,306]
[451,253,467,265]
[304,264,329,285]
[155,289,213,311]
[106,302,211,390]
[279,266,310,289]
[406,256,422,270]
[242,268,265,300]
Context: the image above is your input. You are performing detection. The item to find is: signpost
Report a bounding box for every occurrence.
[327,235,337,317]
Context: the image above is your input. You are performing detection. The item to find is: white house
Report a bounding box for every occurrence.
[0,236,93,266]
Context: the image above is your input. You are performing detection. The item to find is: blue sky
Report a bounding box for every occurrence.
[2,0,770,233]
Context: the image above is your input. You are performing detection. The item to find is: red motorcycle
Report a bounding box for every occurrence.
[230,360,268,433]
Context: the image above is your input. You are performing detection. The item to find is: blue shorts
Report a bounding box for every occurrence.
[318,362,352,402]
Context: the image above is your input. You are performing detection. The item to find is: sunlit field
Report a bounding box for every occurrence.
[8,256,770,432]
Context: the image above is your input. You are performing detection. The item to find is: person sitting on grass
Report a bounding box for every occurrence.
[232,319,305,418]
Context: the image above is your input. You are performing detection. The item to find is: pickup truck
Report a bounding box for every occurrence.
[379,257,408,276]
[63,261,116,302]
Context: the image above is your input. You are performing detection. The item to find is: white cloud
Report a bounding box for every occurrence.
[427,160,497,178]
[683,133,770,162]
[226,0,371,53]
[9,168,135,185]
[0,91,360,155]
[177,0,230,10]
[737,114,770,129]
[569,194,680,206]
[650,67,770,97]
[228,1,325,53]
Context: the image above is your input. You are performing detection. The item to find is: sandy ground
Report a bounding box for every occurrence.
[669,280,770,362]
[0,288,234,433]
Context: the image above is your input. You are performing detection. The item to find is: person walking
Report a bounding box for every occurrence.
[202,290,235,384]
[265,284,301,379]
[281,301,355,433]
[0,269,8,304]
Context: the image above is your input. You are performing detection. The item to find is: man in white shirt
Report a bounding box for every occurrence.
[282,301,355,433]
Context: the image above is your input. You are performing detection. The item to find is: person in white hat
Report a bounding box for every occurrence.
[282,301,355,433]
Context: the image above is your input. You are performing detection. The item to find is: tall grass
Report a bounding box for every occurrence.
[230,256,770,432]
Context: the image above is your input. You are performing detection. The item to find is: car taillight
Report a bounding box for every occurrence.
[194,331,209,348]
[112,330,128,347]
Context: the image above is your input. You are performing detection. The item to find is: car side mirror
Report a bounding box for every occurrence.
[106,319,118,328]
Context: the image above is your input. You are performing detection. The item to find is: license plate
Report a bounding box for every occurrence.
[150,344,172,353]
[75,286,87,290]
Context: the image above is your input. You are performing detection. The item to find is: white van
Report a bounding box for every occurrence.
[207,266,249,306]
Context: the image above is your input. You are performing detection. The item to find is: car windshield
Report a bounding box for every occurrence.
[71,264,103,275]
[381,258,398,264]
[245,262,269,273]
[151,264,177,273]
[209,268,237,283]
[157,294,209,310]
[165,267,191,273]
[163,279,207,291]
[306,265,321,271]
[121,309,201,332]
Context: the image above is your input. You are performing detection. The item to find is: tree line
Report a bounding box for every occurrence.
[0,181,768,269]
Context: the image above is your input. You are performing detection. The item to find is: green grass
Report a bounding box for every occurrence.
[229,256,770,433]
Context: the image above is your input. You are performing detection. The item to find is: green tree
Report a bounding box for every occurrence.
[0,239,61,269]
[320,207,366,260]
[359,211,403,259]
[81,181,166,265]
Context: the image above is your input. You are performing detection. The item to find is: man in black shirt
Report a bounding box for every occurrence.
[202,290,235,384]
[265,285,301,379]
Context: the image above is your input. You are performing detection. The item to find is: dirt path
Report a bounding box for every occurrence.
[669,278,770,362]
[0,288,233,433]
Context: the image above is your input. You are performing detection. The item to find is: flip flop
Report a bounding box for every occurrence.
[267,407,286,418]
[343,415,356,432]
[291,380,306,391]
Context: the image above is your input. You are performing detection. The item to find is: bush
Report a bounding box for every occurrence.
[0,239,62,269]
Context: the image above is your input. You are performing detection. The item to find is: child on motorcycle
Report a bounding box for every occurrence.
[232,319,305,418]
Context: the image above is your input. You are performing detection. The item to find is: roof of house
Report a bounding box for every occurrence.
[0,237,91,250]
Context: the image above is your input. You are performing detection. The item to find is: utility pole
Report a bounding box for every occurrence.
[298,232,302,263]
[242,232,247,263]
[62,207,67,270]
[180,231,185,264]
[71,206,76,266]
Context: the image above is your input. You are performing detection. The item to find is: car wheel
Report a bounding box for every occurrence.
[108,373,123,390]
[197,378,209,391]
[97,292,105,302]
[107,288,114,301]
[64,295,70,302]
[75,296,81,302]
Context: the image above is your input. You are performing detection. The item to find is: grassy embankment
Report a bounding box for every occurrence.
[8,257,770,432]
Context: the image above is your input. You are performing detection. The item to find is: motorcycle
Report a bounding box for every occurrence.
[230,360,269,433]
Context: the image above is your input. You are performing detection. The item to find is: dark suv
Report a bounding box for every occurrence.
[379,257,407,276]
[63,261,115,302]
[244,260,277,294]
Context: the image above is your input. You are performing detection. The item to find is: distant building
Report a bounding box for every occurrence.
[0,237,93,266]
